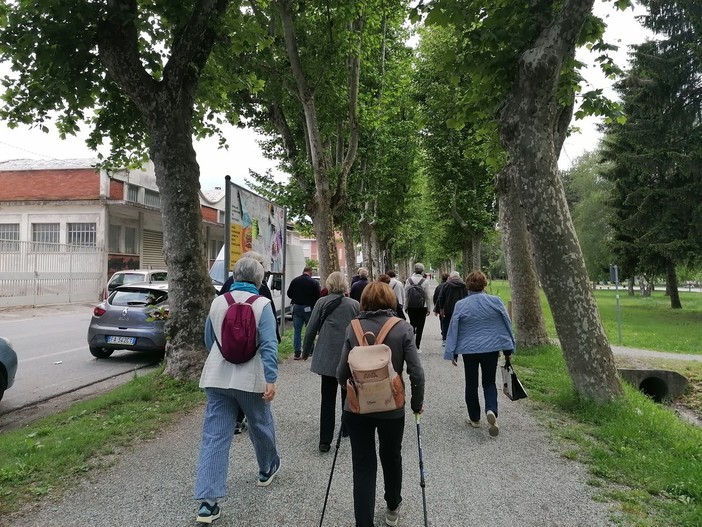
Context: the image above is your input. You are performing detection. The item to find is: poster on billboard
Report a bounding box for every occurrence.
[227,182,287,273]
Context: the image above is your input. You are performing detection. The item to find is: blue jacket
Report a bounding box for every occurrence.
[443,292,516,359]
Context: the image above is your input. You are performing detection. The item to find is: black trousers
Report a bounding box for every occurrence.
[344,411,405,527]
[406,307,428,348]
[320,374,346,445]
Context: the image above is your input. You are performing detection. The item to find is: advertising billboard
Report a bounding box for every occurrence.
[227,182,287,273]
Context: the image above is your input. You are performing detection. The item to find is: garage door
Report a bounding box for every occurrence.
[142,230,166,269]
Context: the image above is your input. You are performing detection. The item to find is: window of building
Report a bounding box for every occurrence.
[218,210,226,223]
[0,223,20,251]
[108,224,122,252]
[124,226,137,254]
[126,185,139,202]
[68,223,97,249]
[144,189,161,208]
[32,223,60,251]
[209,239,223,260]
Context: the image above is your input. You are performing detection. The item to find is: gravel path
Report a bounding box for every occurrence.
[19,316,617,527]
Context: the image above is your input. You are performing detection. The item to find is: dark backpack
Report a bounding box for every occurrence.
[214,293,261,364]
[405,278,427,308]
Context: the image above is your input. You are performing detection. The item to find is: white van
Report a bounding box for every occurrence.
[209,244,307,318]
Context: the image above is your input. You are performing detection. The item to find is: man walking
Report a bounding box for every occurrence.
[405,263,433,352]
[287,266,321,360]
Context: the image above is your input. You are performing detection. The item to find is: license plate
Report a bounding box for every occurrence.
[107,336,136,345]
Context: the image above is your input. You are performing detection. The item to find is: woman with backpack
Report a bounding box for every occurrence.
[337,281,425,527]
[301,271,360,453]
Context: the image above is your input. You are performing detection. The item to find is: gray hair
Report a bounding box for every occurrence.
[358,267,369,278]
[414,262,425,273]
[241,250,265,265]
[449,271,460,278]
[233,256,264,287]
[325,271,348,294]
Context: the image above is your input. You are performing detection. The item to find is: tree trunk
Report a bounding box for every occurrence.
[461,236,474,273]
[498,0,622,401]
[342,222,357,285]
[149,123,213,379]
[497,166,550,347]
[369,228,381,279]
[359,217,373,274]
[312,190,340,283]
[471,233,482,271]
[627,275,635,296]
[666,261,682,309]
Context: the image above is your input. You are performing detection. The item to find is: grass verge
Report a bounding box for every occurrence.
[517,345,702,526]
[0,369,204,516]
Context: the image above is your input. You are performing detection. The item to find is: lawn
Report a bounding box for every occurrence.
[488,281,702,354]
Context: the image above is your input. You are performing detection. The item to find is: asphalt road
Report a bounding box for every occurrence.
[0,302,160,416]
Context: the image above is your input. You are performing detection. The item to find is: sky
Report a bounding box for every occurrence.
[0,2,651,191]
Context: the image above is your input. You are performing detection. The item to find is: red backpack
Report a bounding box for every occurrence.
[213,293,261,364]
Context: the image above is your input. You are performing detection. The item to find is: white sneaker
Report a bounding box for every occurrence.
[385,501,402,526]
[486,410,499,437]
[466,418,481,428]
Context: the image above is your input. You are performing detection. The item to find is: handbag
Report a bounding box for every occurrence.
[501,356,528,401]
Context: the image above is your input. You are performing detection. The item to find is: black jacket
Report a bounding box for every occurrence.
[438,278,468,316]
[287,273,321,307]
[349,278,369,302]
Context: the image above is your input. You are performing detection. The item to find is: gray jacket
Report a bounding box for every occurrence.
[302,293,360,377]
[337,309,425,417]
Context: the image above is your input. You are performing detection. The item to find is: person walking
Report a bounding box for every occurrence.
[337,281,425,527]
[404,263,433,352]
[437,271,468,345]
[218,251,280,434]
[194,257,281,524]
[386,270,406,320]
[349,267,370,302]
[301,272,360,452]
[444,270,515,437]
[287,266,321,360]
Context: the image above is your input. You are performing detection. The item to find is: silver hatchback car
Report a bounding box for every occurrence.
[87,282,169,359]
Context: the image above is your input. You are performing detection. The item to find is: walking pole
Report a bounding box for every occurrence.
[415,413,429,527]
[319,423,345,527]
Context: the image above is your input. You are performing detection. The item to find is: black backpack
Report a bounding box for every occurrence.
[405,277,427,308]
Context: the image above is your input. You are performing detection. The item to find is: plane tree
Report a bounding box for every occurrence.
[0,0,263,380]
[419,0,627,400]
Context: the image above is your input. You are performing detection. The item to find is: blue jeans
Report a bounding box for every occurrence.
[462,352,499,422]
[292,304,312,355]
[194,387,279,500]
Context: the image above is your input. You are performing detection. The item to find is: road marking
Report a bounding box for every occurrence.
[19,347,87,364]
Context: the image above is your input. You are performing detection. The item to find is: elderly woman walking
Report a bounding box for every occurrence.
[194,257,281,524]
[338,281,425,527]
[302,271,360,452]
[444,270,515,437]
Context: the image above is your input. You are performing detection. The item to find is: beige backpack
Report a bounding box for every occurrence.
[346,317,405,414]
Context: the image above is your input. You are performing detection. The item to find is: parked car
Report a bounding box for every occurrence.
[87,282,169,359]
[0,336,18,402]
[105,269,168,298]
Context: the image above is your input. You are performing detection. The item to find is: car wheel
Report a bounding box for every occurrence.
[89,346,114,359]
